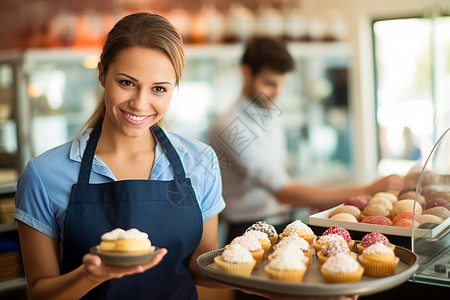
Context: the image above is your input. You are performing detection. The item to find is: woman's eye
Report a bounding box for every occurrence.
[153,86,167,93]
[119,80,135,87]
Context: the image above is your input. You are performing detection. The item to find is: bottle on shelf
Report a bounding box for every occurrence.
[224,3,255,43]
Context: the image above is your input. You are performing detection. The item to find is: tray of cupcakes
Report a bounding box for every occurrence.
[197,221,418,297]
[309,189,450,238]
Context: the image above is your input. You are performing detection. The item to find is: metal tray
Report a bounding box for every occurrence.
[197,244,418,297]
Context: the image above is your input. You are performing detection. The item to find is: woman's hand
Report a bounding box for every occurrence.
[82,248,168,283]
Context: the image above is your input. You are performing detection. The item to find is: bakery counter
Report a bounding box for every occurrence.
[310,224,450,299]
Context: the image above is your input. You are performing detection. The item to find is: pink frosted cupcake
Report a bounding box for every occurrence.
[313,234,347,254]
[273,234,312,265]
[357,231,395,254]
[322,225,355,250]
[231,235,264,269]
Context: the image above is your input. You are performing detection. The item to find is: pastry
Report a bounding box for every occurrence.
[423,206,450,219]
[425,197,450,211]
[321,225,355,250]
[273,234,312,265]
[231,235,264,269]
[245,221,278,247]
[358,243,399,277]
[391,199,422,219]
[368,196,393,211]
[320,253,364,283]
[393,219,419,228]
[329,213,358,222]
[243,230,271,259]
[313,234,346,254]
[361,216,393,226]
[264,250,307,283]
[115,228,152,254]
[317,241,357,265]
[361,204,390,220]
[391,211,414,224]
[99,228,125,252]
[372,192,398,205]
[344,196,368,210]
[279,220,316,246]
[414,214,443,226]
[398,191,426,207]
[329,205,361,221]
[268,243,308,264]
[357,231,394,254]
[214,244,256,276]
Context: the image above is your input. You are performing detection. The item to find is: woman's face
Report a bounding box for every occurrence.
[100,46,177,138]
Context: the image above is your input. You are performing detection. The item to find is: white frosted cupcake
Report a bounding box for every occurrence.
[231,235,264,269]
[214,244,256,276]
[358,242,400,277]
[313,234,346,254]
[321,253,364,283]
[99,228,125,252]
[242,230,271,260]
[268,243,308,264]
[115,228,152,253]
[264,250,307,283]
[317,241,357,265]
[279,220,316,246]
[273,234,312,265]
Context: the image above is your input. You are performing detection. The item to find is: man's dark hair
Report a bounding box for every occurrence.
[241,37,295,75]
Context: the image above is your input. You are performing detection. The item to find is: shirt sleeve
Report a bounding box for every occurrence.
[14,160,60,239]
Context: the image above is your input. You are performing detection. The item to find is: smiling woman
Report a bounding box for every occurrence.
[13,12,226,300]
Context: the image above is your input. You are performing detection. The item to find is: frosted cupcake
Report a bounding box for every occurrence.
[231,235,264,269]
[273,234,312,265]
[358,243,400,277]
[268,243,308,264]
[279,220,316,246]
[321,253,364,283]
[115,228,152,254]
[243,230,271,260]
[264,250,307,283]
[357,231,395,254]
[317,241,357,265]
[322,225,355,250]
[313,234,346,254]
[99,228,125,252]
[214,244,256,276]
[246,221,278,247]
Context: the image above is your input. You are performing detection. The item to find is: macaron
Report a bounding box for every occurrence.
[344,196,368,210]
[423,206,450,219]
[425,198,450,211]
[372,192,398,205]
[361,216,393,226]
[361,204,390,220]
[391,199,422,219]
[414,214,444,226]
[329,205,361,221]
[393,219,419,228]
[329,213,358,223]
[391,211,414,224]
[368,196,393,211]
[398,191,426,208]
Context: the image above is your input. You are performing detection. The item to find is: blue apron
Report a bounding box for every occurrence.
[61,121,203,299]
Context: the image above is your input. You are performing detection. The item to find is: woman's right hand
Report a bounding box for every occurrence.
[82,248,168,283]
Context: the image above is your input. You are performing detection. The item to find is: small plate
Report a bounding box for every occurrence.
[90,246,161,266]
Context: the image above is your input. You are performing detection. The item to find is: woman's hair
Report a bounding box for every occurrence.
[83,12,185,130]
[241,37,294,75]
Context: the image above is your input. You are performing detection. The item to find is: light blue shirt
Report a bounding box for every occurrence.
[14,128,225,240]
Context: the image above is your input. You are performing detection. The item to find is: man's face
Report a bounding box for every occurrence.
[246,67,289,107]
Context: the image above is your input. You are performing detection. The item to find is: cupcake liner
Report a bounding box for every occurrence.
[214,256,255,276]
[264,265,306,283]
[358,256,400,277]
[357,243,395,255]
[268,236,278,248]
[317,251,357,265]
[321,265,364,283]
[259,239,271,260]
[250,248,264,269]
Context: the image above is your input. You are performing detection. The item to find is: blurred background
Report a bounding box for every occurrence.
[0,0,450,299]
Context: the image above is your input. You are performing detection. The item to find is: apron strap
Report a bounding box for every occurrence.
[152,125,186,180]
[78,120,103,185]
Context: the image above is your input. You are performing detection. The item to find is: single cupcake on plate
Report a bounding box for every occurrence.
[357,231,395,254]
[264,250,307,283]
[268,243,308,264]
[245,221,278,248]
[273,234,312,265]
[115,228,152,254]
[214,244,256,276]
[242,230,271,260]
[358,242,400,277]
[313,234,346,254]
[322,225,355,250]
[279,220,316,246]
[99,228,126,252]
[231,235,264,269]
[320,253,364,283]
[317,241,357,265]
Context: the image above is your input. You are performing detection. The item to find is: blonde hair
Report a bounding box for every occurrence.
[83,12,185,130]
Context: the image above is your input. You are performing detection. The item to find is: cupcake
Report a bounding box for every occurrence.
[231,235,264,269]
[329,205,361,221]
[322,225,355,250]
[243,230,271,260]
[317,241,357,265]
[313,234,346,254]
[268,243,308,264]
[320,253,364,283]
[279,220,316,246]
[358,243,400,277]
[99,228,125,252]
[245,221,278,248]
[273,234,312,265]
[214,244,256,276]
[264,250,307,283]
[357,231,395,254]
[115,228,152,254]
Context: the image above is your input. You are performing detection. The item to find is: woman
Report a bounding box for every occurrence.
[14,12,225,300]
